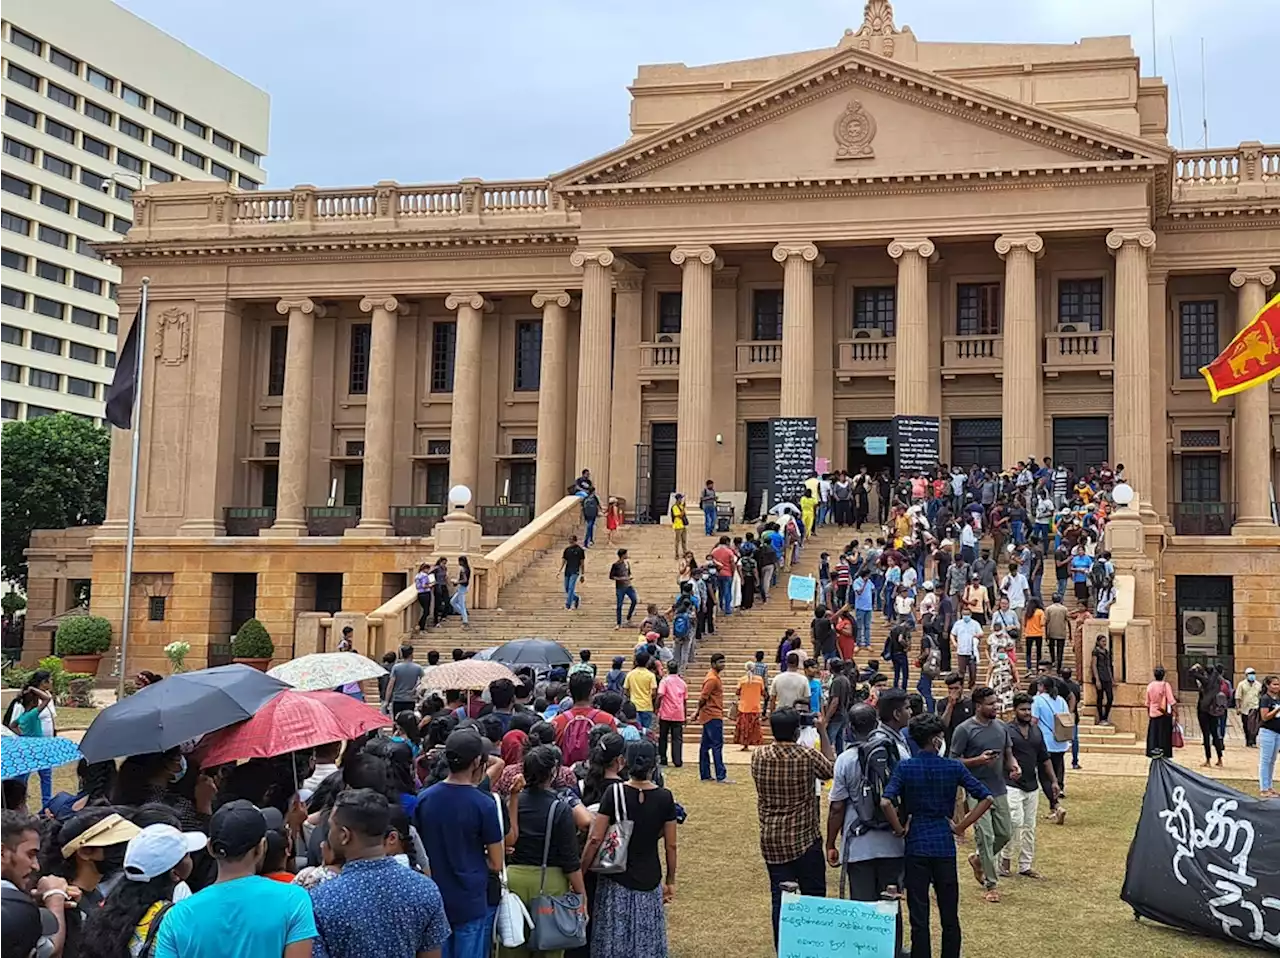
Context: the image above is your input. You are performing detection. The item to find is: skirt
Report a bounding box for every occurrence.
[1146,713,1173,758]
[736,710,763,746]
[590,876,668,958]
[502,864,571,958]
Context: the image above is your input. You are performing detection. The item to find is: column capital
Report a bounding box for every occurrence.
[771,242,822,265]
[358,296,409,315]
[1105,228,1156,253]
[1229,267,1276,289]
[994,233,1044,259]
[670,246,720,268]
[570,248,615,269]
[275,298,326,317]
[445,292,492,312]
[887,238,935,260]
[713,266,741,289]
[531,290,572,309]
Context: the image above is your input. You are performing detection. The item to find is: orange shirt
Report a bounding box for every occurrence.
[736,674,764,714]
[698,670,725,721]
[1024,608,1045,638]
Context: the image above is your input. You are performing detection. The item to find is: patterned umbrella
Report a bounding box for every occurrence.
[267,652,387,691]
[419,660,517,691]
[196,690,391,766]
[1,735,82,779]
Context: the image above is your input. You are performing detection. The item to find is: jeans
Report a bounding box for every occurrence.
[1003,787,1040,873]
[658,719,684,766]
[699,718,726,781]
[1024,636,1042,674]
[704,508,717,536]
[758,566,774,602]
[1096,683,1114,722]
[1199,711,1224,762]
[673,637,693,670]
[615,584,638,626]
[1048,752,1066,801]
[969,792,1012,887]
[443,907,494,958]
[904,855,961,958]
[1049,637,1065,673]
[1011,519,1026,545]
[718,575,734,616]
[637,711,653,730]
[1071,722,1081,768]
[450,584,469,625]
[1032,521,1050,544]
[957,654,977,689]
[1259,727,1278,791]
[917,673,935,713]
[766,839,825,947]
[564,572,580,610]
[855,608,872,649]
[416,591,432,630]
[892,654,909,690]
[38,767,52,809]
[844,857,904,957]
[584,516,596,548]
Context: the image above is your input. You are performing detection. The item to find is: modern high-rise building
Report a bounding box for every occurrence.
[1,0,268,423]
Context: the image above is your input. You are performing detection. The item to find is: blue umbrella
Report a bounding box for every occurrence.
[1,735,82,780]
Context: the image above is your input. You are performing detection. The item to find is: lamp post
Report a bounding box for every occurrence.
[1106,482,1143,557]
[435,484,482,555]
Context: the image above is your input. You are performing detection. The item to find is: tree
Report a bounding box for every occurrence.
[1,414,110,588]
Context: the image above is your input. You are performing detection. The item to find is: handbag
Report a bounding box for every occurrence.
[527,800,588,952]
[1171,722,1185,750]
[590,782,634,875]
[492,794,531,948]
[1052,709,1075,743]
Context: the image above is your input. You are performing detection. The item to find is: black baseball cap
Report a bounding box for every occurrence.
[1,885,58,957]
[207,800,268,859]
[444,729,493,769]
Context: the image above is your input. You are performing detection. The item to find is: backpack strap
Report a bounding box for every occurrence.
[538,799,560,895]
[142,901,174,957]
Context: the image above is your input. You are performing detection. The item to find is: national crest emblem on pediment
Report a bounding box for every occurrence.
[834,100,877,160]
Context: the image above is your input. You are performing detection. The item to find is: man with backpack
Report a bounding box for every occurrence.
[552,671,617,765]
[581,490,601,548]
[827,689,912,957]
[670,598,696,670]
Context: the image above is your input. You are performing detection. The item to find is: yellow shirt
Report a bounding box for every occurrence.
[671,502,687,530]
[624,666,658,713]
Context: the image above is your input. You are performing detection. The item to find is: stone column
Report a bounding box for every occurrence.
[263,298,324,537]
[1107,229,1156,518]
[1229,268,1278,532]
[672,245,719,498]
[533,290,571,516]
[445,292,488,497]
[997,233,1044,463]
[1148,271,1170,523]
[773,242,822,418]
[348,296,403,536]
[570,248,615,494]
[889,238,935,416]
[610,271,645,511]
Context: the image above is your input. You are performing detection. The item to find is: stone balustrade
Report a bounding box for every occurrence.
[1171,142,1280,202]
[942,333,1002,375]
[836,337,896,380]
[735,340,782,379]
[638,342,680,381]
[1043,329,1114,376]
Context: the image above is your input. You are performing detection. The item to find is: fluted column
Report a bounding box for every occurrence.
[445,292,488,497]
[1107,228,1156,518]
[263,298,324,536]
[533,290,571,516]
[997,233,1044,463]
[349,296,403,536]
[889,238,935,416]
[570,249,615,495]
[773,242,822,418]
[1229,267,1278,532]
[671,245,719,498]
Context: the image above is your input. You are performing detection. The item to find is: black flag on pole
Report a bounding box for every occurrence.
[104,307,140,429]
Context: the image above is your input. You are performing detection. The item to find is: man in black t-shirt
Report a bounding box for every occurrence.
[1059,667,1083,771]
[1003,692,1062,878]
[940,673,975,750]
[560,534,585,611]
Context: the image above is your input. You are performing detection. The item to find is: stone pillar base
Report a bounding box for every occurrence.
[176,519,227,537]
[345,522,393,538]
[261,520,307,538]
[1230,519,1280,537]
[433,512,483,555]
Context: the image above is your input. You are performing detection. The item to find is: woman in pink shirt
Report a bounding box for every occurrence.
[1144,665,1178,758]
[656,661,689,768]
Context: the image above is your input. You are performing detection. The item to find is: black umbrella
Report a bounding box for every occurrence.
[489,638,573,668]
[78,664,289,763]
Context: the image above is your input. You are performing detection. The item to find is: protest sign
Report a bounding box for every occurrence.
[778,892,896,958]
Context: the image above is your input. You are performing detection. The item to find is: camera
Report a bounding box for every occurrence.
[798,710,817,728]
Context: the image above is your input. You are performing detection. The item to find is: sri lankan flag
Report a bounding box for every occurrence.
[1200,293,1280,401]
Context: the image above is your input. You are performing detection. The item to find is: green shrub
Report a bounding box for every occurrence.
[232,618,274,659]
[53,615,112,656]
[2,656,91,705]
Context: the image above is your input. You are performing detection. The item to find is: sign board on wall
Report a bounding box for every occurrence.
[892,415,941,476]
[768,417,817,506]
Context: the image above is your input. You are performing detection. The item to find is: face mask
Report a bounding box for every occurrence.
[1247,676,1256,683]
[98,845,127,877]
[170,754,188,784]
[962,613,971,621]
[393,853,411,869]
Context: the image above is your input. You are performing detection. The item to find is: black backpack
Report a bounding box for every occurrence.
[853,728,903,834]
[651,615,670,639]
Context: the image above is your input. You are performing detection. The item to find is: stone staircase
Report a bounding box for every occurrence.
[406,519,1141,753]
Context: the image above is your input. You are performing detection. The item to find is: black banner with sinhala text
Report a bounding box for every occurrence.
[1120,758,1280,950]
[768,417,817,509]
[891,415,941,477]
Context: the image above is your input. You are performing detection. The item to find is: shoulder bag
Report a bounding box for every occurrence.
[590,781,634,875]
[1052,708,1075,743]
[528,800,588,952]
[492,793,532,948]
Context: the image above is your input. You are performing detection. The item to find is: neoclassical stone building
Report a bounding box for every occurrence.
[26,4,1279,682]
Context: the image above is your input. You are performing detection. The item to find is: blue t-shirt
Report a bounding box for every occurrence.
[1032,693,1071,753]
[152,875,316,958]
[15,707,43,737]
[808,678,822,713]
[853,578,874,612]
[1070,555,1093,584]
[414,782,503,927]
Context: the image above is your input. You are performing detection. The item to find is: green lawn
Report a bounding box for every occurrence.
[55,706,99,730]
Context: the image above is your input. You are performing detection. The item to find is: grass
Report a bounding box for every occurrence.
[662,767,1260,958]
[55,706,99,730]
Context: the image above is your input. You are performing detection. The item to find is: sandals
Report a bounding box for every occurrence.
[967,853,986,886]
[983,889,1002,903]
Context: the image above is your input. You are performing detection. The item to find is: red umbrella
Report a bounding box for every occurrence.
[197,690,391,766]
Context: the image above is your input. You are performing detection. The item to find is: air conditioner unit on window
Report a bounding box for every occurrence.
[852,328,885,340]
[1180,610,1219,653]
[1056,323,1082,334]
[656,333,680,344]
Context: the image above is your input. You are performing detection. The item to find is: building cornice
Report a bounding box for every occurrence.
[101,233,581,264]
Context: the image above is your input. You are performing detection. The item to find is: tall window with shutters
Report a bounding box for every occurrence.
[753,289,783,341]
[853,287,896,336]
[1178,301,1219,379]
[348,323,371,395]
[956,283,1002,336]
[431,322,456,392]
[657,292,682,336]
[514,321,542,391]
[1057,278,1104,331]
[267,325,287,396]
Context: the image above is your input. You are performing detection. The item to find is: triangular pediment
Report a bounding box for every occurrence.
[553,45,1169,192]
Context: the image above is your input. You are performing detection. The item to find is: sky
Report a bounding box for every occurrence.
[116,0,1276,190]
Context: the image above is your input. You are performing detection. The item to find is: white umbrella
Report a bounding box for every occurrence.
[770,502,801,516]
[267,652,387,691]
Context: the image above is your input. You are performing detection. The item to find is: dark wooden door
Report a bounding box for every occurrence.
[1052,416,1109,480]
[744,421,771,519]
[950,418,1003,472]
[649,422,678,521]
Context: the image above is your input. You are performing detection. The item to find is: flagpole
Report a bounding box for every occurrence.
[116,277,150,699]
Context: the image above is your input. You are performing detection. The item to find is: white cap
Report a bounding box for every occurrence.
[1245,667,1256,675]
[123,824,207,882]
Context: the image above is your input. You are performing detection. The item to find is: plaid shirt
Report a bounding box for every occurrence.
[882,751,991,858]
[750,741,835,864]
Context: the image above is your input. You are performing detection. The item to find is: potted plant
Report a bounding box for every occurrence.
[53,615,112,676]
[232,618,274,670]
[163,640,191,674]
